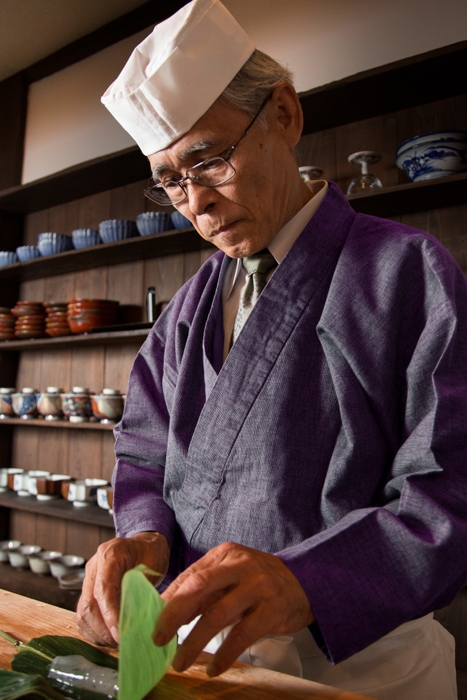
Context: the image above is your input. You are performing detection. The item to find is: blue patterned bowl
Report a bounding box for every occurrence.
[71,228,101,249]
[37,233,74,256]
[170,211,192,229]
[0,251,18,267]
[16,245,41,262]
[396,130,467,182]
[136,212,174,236]
[99,219,138,243]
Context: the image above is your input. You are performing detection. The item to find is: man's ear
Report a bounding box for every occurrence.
[268,83,304,149]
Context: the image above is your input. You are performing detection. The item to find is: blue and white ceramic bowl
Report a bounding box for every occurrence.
[37,233,74,256]
[71,228,101,249]
[16,245,41,262]
[170,211,192,229]
[99,219,138,243]
[396,130,467,182]
[0,251,18,267]
[136,212,174,236]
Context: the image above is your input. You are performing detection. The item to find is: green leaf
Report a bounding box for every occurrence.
[0,668,65,700]
[11,636,118,680]
[118,564,177,700]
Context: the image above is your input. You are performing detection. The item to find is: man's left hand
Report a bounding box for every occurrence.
[153,542,314,677]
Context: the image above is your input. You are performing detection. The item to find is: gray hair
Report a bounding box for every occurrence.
[219,49,294,130]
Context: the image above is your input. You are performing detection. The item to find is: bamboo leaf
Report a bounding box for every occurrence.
[118,564,177,700]
[0,668,65,700]
[11,636,117,680]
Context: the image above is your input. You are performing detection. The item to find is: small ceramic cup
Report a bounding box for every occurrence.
[0,540,22,563]
[0,388,16,419]
[37,387,64,420]
[26,471,51,496]
[91,388,124,423]
[35,473,71,501]
[29,550,63,575]
[11,388,39,419]
[61,387,93,423]
[68,478,109,506]
[97,485,114,511]
[6,468,24,491]
[8,544,42,568]
[49,554,86,578]
[13,470,32,496]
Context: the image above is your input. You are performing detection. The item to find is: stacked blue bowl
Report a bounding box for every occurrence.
[37,233,74,256]
[136,212,174,236]
[71,229,101,249]
[16,246,41,262]
[170,211,191,229]
[99,219,138,243]
[0,251,18,267]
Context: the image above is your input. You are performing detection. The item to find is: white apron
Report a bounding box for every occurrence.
[178,613,456,700]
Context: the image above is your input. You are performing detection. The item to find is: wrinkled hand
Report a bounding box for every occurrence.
[76,531,169,647]
[153,542,314,677]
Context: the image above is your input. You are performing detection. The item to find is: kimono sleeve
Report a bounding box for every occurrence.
[277,234,467,664]
[112,327,176,548]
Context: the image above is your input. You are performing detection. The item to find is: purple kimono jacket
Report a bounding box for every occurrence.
[113,182,467,664]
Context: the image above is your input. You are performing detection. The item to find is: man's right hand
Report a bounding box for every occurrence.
[76,531,170,647]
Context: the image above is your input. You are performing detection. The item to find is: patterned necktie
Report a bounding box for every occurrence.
[231,248,277,345]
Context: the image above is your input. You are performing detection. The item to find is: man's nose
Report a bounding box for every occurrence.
[184,180,218,216]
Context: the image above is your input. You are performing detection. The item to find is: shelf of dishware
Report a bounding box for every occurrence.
[0,327,151,351]
[1,173,466,285]
[347,171,467,218]
[0,564,79,611]
[0,489,114,527]
[0,418,114,430]
[0,226,215,282]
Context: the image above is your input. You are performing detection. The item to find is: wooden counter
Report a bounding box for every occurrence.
[0,589,374,699]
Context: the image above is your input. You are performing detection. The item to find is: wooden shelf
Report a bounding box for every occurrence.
[348,171,467,218]
[0,418,114,430]
[0,490,115,527]
[0,227,214,282]
[0,563,79,611]
[0,41,465,217]
[0,327,150,351]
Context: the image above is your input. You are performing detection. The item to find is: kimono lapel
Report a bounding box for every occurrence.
[174,184,356,538]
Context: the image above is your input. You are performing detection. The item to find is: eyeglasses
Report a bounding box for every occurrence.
[144,96,270,206]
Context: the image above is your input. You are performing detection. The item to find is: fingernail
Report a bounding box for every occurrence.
[111,626,119,643]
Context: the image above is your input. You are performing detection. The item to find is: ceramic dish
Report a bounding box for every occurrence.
[99,219,138,243]
[71,228,101,249]
[0,251,18,267]
[396,130,467,182]
[136,212,173,236]
[16,245,41,262]
[8,544,42,568]
[37,233,74,256]
[49,554,86,578]
[29,550,63,575]
[0,540,21,563]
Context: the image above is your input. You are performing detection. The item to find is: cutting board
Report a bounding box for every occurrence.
[0,589,375,699]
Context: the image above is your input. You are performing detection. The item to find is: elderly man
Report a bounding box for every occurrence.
[77,1,467,698]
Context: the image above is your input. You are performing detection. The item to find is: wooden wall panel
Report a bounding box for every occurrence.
[144,253,185,308]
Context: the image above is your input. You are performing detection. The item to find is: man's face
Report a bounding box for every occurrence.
[148,88,306,258]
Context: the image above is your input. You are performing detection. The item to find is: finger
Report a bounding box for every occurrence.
[170,588,251,672]
[155,565,236,645]
[207,610,270,677]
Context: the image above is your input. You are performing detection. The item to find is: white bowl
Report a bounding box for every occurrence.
[0,540,22,563]
[49,554,86,578]
[8,544,42,568]
[29,550,63,575]
[396,130,467,182]
[58,569,86,590]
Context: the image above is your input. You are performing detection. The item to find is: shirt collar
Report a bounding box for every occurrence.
[225,179,329,299]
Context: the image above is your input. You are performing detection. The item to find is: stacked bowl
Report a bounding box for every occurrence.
[67,299,119,334]
[44,301,70,337]
[0,251,18,267]
[0,307,15,340]
[71,228,101,249]
[37,233,74,256]
[99,219,138,243]
[136,212,173,236]
[16,245,41,262]
[11,301,46,339]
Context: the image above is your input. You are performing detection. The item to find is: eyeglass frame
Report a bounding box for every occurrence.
[143,95,271,206]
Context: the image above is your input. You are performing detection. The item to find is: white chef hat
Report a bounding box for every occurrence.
[101,0,255,155]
